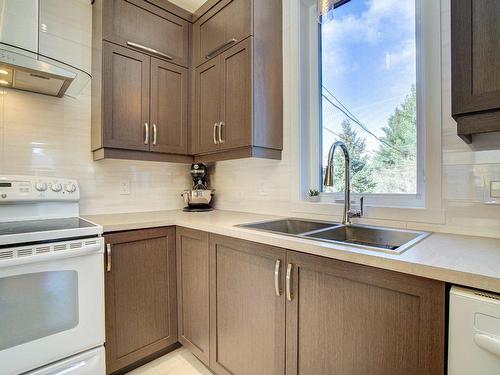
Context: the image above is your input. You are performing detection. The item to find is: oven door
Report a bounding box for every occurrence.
[0,237,105,375]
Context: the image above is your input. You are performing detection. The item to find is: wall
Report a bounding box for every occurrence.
[210,0,500,239]
[0,85,191,215]
[1,0,499,237]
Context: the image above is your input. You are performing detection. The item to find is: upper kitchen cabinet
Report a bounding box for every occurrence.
[451,0,500,143]
[151,57,189,154]
[192,0,252,67]
[99,42,150,153]
[91,0,191,163]
[192,0,283,162]
[101,0,189,67]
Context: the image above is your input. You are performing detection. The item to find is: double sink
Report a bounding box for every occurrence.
[238,219,429,254]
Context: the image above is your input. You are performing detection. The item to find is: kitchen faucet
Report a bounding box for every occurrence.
[324,140,363,225]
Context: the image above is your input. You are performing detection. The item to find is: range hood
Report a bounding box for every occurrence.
[0,49,76,97]
[0,0,91,97]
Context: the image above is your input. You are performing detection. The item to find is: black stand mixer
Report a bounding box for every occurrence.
[181,164,215,212]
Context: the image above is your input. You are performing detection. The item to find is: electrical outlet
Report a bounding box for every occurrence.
[119,179,130,195]
[484,179,500,204]
[491,181,500,198]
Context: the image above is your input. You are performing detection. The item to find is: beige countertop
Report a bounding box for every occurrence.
[84,209,500,294]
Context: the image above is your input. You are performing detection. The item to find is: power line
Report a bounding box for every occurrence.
[323,125,379,159]
[323,126,342,138]
[321,86,415,158]
[322,89,412,156]
[322,93,409,157]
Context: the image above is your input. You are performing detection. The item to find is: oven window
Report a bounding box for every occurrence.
[0,271,79,350]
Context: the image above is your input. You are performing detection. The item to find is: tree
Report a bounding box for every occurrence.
[373,85,417,193]
[325,119,377,193]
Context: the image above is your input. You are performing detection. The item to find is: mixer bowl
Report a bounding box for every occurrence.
[181,189,215,206]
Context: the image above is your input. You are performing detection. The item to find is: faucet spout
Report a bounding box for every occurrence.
[323,140,362,225]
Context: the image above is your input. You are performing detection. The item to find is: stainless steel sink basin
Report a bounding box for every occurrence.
[304,224,429,253]
[238,218,338,235]
[238,219,429,254]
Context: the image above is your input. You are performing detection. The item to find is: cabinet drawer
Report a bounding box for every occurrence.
[103,0,189,67]
[193,0,252,67]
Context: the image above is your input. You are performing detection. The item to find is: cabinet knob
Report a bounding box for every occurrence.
[286,263,293,301]
[274,259,282,297]
[152,124,157,145]
[205,38,238,60]
[213,123,219,145]
[106,243,112,272]
[219,122,225,144]
[144,123,149,145]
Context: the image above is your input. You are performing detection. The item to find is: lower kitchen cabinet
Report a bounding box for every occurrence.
[176,227,210,365]
[285,250,446,375]
[104,227,178,374]
[209,235,287,375]
[104,228,445,375]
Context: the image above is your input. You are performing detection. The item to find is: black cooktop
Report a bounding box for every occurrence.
[0,217,96,236]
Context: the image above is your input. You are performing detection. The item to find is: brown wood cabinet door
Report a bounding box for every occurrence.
[104,227,177,374]
[209,235,286,375]
[285,251,445,375]
[103,0,189,67]
[150,58,188,154]
[193,0,252,67]
[176,228,210,365]
[452,0,500,114]
[451,0,500,142]
[220,38,253,150]
[102,41,150,152]
[193,58,222,154]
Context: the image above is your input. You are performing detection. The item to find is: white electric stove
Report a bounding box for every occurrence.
[0,175,105,375]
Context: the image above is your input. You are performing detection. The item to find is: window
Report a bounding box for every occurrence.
[319,0,420,197]
[296,0,441,219]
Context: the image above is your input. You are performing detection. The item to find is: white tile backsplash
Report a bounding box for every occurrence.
[0,86,191,215]
[209,0,500,238]
[0,0,498,237]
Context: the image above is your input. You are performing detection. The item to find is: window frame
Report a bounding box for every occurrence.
[293,0,443,223]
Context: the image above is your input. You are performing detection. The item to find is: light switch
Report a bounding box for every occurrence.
[491,181,500,198]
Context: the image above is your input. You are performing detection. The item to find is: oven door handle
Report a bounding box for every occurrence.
[0,240,104,269]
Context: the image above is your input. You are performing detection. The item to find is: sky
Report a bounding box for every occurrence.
[321,0,416,155]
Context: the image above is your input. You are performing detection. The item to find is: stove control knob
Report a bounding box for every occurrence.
[35,182,47,192]
[65,183,77,193]
[51,183,62,192]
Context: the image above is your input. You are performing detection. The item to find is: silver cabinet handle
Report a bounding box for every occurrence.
[152,123,157,145]
[205,38,238,59]
[106,243,112,272]
[144,123,149,145]
[126,41,173,60]
[274,259,282,297]
[286,263,293,301]
[219,122,225,144]
[213,123,219,145]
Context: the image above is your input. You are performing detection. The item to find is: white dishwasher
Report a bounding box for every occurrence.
[448,286,500,374]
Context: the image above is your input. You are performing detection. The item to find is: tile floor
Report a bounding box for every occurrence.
[126,348,212,375]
